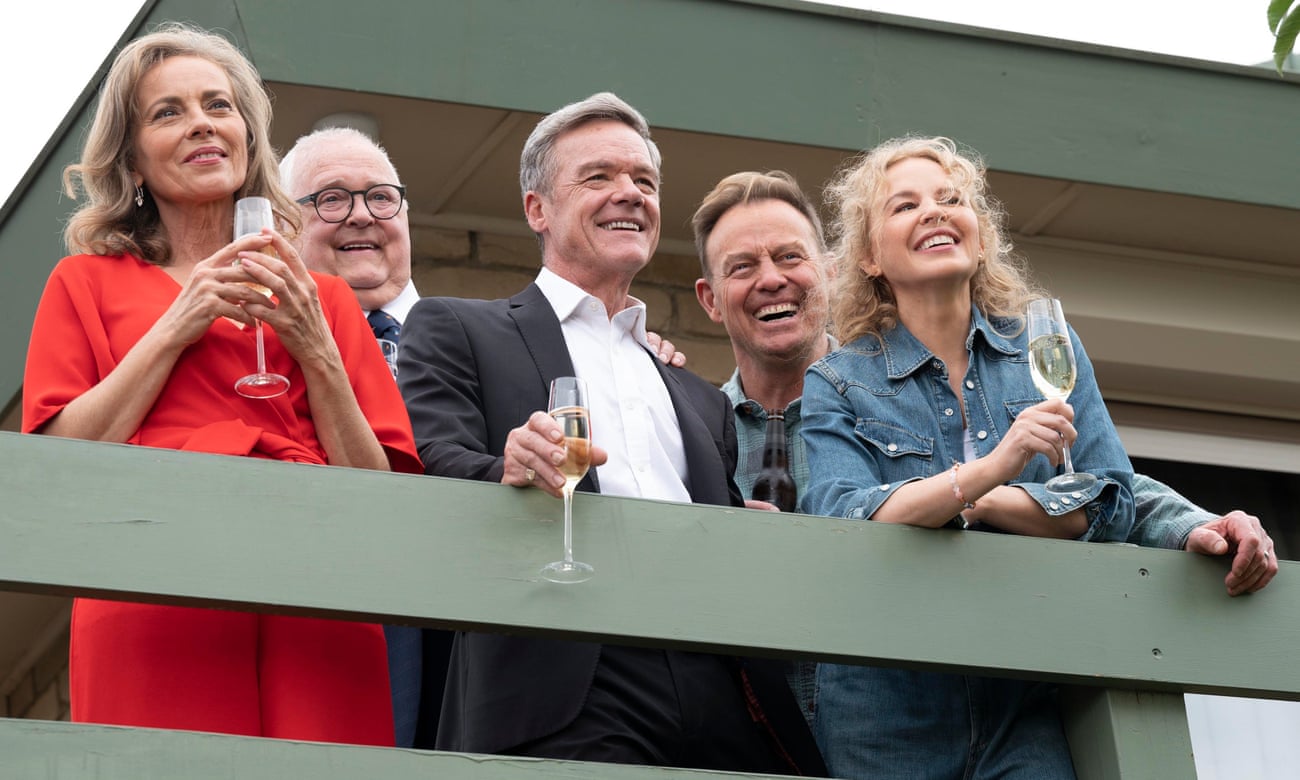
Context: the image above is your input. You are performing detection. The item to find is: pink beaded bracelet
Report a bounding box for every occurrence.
[949,462,976,510]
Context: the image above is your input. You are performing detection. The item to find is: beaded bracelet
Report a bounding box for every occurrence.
[948,462,976,510]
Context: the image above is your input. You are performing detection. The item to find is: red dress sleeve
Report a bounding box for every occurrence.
[314,273,423,475]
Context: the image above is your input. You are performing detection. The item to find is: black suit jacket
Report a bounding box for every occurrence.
[398,284,823,773]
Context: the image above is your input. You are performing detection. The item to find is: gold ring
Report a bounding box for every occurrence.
[524,468,536,484]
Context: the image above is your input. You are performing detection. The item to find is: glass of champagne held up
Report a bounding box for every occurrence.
[1026,298,1097,494]
[541,376,595,583]
[232,197,290,399]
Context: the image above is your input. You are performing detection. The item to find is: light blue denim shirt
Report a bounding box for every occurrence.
[801,306,1135,542]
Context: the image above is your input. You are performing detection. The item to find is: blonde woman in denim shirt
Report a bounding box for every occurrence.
[801,137,1135,780]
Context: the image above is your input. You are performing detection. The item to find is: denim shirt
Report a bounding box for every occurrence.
[801,306,1135,542]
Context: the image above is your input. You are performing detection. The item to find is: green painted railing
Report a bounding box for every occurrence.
[1,432,1297,777]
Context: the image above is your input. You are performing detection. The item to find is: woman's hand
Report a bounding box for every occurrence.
[232,229,336,369]
[154,232,280,347]
[984,398,1077,483]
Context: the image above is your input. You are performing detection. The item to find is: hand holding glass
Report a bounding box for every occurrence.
[1026,298,1097,494]
[232,197,290,399]
[541,377,594,583]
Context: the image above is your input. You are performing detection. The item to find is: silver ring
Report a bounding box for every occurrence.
[524,468,536,484]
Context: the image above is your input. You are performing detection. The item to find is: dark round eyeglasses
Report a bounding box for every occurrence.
[296,184,406,223]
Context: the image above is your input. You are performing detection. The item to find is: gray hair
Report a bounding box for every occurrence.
[280,126,402,198]
[519,91,661,199]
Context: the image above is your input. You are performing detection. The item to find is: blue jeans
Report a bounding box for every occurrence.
[814,664,1076,780]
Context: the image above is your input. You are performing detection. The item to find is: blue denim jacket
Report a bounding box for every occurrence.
[801,306,1134,542]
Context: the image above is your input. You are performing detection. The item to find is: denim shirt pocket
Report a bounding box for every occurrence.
[1003,398,1040,423]
[852,419,937,483]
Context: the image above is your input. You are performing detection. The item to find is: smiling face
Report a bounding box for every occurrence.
[130,55,248,212]
[293,136,411,311]
[524,119,661,293]
[864,155,982,295]
[696,199,829,369]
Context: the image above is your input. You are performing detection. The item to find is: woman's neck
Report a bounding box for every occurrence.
[157,199,235,267]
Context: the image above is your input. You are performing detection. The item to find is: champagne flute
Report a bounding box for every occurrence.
[1026,298,1097,494]
[232,197,290,399]
[541,377,594,583]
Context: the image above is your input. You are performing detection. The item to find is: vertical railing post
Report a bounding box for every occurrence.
[1061,687,1196,779]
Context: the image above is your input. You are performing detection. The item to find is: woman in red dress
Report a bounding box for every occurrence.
[21,23,420,745]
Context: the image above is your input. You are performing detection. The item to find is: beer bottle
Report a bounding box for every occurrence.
[751,409,797,512]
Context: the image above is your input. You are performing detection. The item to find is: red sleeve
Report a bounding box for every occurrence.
[22,256,118,434]
[315,273,423,475]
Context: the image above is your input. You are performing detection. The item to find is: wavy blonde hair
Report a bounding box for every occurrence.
[826,136,1038,344]
[62,22,298,265]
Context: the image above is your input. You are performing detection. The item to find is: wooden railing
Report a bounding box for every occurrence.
[2,431,1296,778]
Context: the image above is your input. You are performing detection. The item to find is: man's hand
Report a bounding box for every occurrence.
[502,411,608,498]
[646,331,687,367]
[1184,510,1278,596]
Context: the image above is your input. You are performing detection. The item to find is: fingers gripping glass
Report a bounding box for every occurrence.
[1026,298,1097,494]
[296,184,405,223]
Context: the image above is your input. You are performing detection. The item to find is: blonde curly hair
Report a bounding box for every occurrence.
[825,136,1038,344]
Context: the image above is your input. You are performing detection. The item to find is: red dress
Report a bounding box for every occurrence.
[22,253,423,745]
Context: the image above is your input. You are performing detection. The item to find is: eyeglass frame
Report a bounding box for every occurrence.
[295,184,407,223]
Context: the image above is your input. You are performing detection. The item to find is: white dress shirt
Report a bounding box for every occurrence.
[535,268,690,503]
[365,279,420,326]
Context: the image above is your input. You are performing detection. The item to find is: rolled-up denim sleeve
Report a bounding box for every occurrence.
[1016,329,1135,543]
[799,364,922,520]
[1127,473,1214,549]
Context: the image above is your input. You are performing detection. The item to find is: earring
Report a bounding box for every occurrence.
[135,185,144,208]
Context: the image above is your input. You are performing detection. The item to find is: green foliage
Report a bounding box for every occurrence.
[1269,0,1300,72]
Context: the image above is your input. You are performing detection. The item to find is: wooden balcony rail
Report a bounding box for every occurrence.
[1,431,1296,778]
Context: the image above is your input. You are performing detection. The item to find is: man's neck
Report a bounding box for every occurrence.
[733,333,832,410]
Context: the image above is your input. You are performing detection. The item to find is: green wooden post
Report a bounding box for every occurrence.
[1061,688,1197,779]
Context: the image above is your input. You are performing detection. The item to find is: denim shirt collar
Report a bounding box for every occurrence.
[877,305,1020,379]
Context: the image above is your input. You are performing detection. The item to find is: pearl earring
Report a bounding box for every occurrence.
[135,185,144,208]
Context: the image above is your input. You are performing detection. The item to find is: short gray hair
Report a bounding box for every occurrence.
[519,92,661,198]
[280,126,402,198]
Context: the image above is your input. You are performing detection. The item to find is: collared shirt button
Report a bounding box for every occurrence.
[1071,492,1084,499]
[965,380,975,390]
[932,360,943,371]
[944,408,954,416]
[1061,496,1073,505]
[976,430,988,440]
[887,443,898,452]
[1048,502,1060,511]
[879,483,891,491]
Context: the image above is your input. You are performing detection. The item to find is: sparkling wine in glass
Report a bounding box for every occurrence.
[232,197,290,399]
[541,377,594,583]
[1026,298,1097,494]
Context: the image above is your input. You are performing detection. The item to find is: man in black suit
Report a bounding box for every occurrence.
[397,92,825,775]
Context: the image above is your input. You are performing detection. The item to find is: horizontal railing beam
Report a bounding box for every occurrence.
[2,432,1296,700]
[0,718,787,779]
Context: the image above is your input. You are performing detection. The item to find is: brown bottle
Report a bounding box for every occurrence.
[751,409,797,513]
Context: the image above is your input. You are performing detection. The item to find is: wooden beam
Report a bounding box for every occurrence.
[0,718,782,780]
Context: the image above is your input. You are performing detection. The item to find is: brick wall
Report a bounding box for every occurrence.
[409,225,737,386]
[2,624,70,722]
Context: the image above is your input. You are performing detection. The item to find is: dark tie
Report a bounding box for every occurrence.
[367,309,401,343]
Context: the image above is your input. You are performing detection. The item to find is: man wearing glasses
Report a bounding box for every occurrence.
[281,127,419,347]
[280,128,436,749]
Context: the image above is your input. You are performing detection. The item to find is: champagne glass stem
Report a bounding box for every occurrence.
[254,320,269,374]
[561,485,576,565]
[1061,439,1076,475]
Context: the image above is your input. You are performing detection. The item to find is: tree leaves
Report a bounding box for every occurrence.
[1268,0,1300,73]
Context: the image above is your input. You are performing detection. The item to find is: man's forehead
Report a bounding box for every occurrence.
[307,147,399,189]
